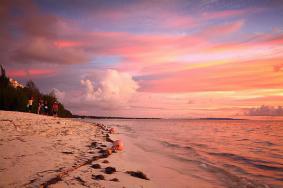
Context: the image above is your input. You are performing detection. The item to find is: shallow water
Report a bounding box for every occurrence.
[88,119,283,188]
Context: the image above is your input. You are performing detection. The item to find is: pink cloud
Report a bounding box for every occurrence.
[155,13,196,29]
[265,34,283,45]
[83,1,197,30]
[8,68,55,78]
[201,8,260,20]
[7,70,26,77]
[53,40,82,48]
[198,20,245,38]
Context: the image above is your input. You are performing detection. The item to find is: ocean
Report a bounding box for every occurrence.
[86,119,283,188]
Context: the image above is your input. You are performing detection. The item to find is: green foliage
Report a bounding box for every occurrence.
[0,65,72,117]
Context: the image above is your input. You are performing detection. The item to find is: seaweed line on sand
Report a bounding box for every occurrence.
[27,129,115,187]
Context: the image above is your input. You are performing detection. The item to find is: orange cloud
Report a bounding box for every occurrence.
[141,58,283,93]
[273,64,283,72]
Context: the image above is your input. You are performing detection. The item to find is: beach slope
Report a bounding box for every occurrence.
[0,111,111,187]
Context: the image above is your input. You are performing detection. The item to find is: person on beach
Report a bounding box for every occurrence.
[37,99,43,114]
[43,101,49,115]
[52,101,59,116]
[27,97,33,113]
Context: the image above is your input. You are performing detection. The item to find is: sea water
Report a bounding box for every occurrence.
[87,119,283,188]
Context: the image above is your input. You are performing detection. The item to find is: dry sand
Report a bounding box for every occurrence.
[0,111,152,188]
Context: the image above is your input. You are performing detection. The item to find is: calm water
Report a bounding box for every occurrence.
[89,119,283,188]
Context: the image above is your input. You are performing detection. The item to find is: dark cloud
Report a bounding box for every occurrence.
[13,38,90,64]
[0,0,91,66]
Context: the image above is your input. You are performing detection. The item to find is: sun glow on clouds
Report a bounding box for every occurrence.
[2,0,283,117]
[57,70,139,114]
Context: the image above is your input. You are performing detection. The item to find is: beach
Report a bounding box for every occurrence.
[1,111,283,188]
[0,111,152,188]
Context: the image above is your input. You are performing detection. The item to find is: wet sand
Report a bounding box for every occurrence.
[0,111,151,188]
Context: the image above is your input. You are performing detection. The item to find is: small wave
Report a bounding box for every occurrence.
[254,141,276,146]
[160,140,182,148]
[160,140,204,160]
[200,162,273,188]
[160,141,202,155]
[223,163,248,175]
[160,140,206,151]
[209,152,283,172]
[191,143,209,148]
[170,154,271,188]
[254,164,283,172]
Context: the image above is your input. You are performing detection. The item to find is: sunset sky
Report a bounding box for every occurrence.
[1,0,283,118]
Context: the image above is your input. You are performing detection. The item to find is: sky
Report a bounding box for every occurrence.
[1,0,283,118]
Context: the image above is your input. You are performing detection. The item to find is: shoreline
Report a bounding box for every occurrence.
[0,111,151,188]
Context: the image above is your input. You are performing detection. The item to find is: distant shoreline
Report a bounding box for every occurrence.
[72,115,247,121]
[198,117,247,120]
[72,114,162,120]
[71,114,283,121]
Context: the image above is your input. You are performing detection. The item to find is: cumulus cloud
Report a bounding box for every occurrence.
[246,105,283,116]
[80,69,139,108]
[55,69,139,112]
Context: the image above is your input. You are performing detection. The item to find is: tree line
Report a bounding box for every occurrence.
[0,65,72,117]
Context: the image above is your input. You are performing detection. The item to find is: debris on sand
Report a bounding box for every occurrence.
[41,176,62,187]
[89,141,97,148]
[105,167,116,174]
[91,164,101,169]
[92,174,105,180]
[74,176,87,186]
[98,149,105,153]
[126,171,150,180]
[98,149,112,158]
[106,136,113,143]
[110,178,119,182]
[61,151,73,154]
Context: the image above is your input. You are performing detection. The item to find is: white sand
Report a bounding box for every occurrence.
[0,111,151,188]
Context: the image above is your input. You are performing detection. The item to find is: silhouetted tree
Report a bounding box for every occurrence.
[26,80,39,94]
[0,65,72,117]
[0,65,9,88]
